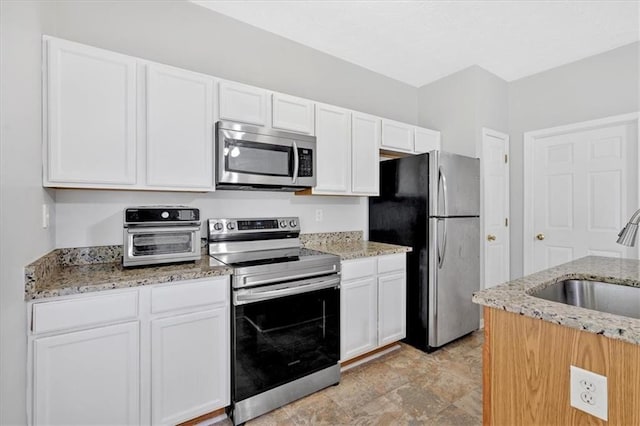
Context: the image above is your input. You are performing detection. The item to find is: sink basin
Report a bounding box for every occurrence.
[532,279,640,320]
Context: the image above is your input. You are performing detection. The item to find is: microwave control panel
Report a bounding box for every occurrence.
[298,148,313,177]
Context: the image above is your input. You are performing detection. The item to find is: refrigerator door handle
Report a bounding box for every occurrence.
[439,167,449,217]
[437,218,447,269]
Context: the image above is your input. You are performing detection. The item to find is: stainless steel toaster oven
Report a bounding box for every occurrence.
[122,206,201,267]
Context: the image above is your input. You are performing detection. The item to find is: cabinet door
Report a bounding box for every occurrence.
[146,64,215,190]
[218,81,268,126]
[351,112,380,195]
[45,38,137,185]
[414,127,441,154]
[272,93,314,135]
[378,272,407,346]
[313,104,351,194]
[340,277,377,361]
[151,307,229,425]
[33,322,140,425]
[381,119,414,153]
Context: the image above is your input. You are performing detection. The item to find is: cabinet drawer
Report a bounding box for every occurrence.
[32,291,139,335]
[341,258,376,281]
[151,277,228,314]
[377,254,406,274]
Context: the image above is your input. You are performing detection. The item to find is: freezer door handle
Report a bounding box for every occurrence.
[439,167,449,217]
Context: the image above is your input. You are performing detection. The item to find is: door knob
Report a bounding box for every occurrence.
[487,234,496,241]
[536,233,545,241]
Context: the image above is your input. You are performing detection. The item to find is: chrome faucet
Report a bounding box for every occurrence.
[617,209,640,246]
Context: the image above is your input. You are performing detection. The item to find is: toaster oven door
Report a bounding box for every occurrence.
[123,226,201,266]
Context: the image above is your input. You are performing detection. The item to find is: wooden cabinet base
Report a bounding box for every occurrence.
[483,307,640,425]
[177,407,226,426]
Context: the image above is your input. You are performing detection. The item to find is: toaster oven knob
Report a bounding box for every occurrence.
[227,222,236,230]
[289,220,297,228]
[279,220,287,228]
[213,222,223,231]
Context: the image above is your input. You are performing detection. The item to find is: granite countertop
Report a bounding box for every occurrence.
[25,231,411,301]
[301,231,412,260]
[472,256,640,345]
[25,245,232,301]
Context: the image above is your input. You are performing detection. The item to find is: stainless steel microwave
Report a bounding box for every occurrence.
[215,121,316,191]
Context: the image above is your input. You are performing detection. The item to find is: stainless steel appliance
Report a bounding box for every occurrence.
[215,121,316,191]
[208,217,340,425]
[123,206,201,267]
[369,151,480,352]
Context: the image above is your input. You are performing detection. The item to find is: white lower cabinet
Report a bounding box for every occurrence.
[28,277,230,426]
[33,321,141,425]
[340,253,407,362]
[340,277,378,360]
[151,307,229,425]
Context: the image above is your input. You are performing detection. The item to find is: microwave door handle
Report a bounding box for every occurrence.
[292,141,299,184]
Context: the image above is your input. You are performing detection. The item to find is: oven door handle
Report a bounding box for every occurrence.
[241,266,338,287]
[127,225,201,234]
[235,277,340,305]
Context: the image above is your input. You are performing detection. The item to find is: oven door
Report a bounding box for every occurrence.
[123,226,201,266]
[232,275,340,402]
[217,127,315,188]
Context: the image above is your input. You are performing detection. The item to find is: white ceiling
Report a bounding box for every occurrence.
[192,0,640,87]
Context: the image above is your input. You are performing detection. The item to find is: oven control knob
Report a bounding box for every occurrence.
[161,211,169,219]
[213,222,223,231]
[289,220,297,228]
[279,220,287,228]
[227,222,235,230]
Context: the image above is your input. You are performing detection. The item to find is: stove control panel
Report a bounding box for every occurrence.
[208,217,301,237]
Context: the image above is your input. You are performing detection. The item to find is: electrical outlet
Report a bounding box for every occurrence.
[315,209,323,222]
[570,365,607,420]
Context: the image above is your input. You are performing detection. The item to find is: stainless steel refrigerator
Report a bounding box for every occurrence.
[369,151,480,352]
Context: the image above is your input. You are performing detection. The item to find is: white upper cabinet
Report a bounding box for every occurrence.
[313,104,351,194]
[272,93,315,135]
[381,119,414,153]
[218,80,268,126]
[45,37,137,186]
[351,112,380,196]
[145,64,215,190]
[414,126,441,154]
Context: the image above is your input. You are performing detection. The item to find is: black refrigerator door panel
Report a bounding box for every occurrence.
[369,154,430,350]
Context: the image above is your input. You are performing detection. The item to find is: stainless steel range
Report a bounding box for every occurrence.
[208,217,341,425]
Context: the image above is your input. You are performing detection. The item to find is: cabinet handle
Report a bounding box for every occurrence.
[536,233,545,241]
[487,234,496,241]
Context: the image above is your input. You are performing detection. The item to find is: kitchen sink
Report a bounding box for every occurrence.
[531,279,640,320]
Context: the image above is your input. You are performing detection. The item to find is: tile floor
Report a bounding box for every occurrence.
[219,330,484,425]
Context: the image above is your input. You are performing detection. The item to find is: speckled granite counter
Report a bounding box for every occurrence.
[472,256,640,345]
[25,245,232,301]
[301,231,412,260]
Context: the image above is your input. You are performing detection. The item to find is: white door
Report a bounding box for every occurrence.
[33,322,140,425]
[151,308,229,426]
[218,80,268,126]
[482,128,510,288]
[351,112,380,195]
[340,277,377,361]
[313,104,351,194]
[377,272,406,346]
[146,64,215,190]
[530,123,637,272]
[272,93,314,135]
[45,38,137,185]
